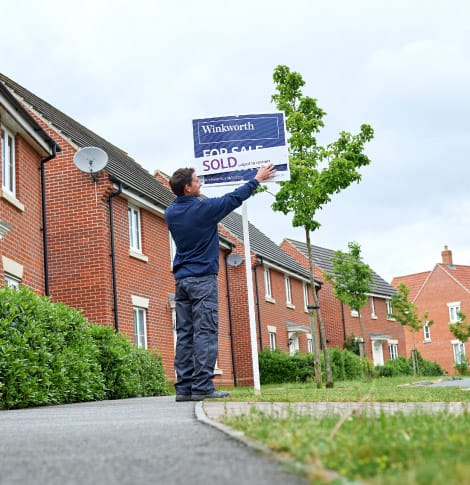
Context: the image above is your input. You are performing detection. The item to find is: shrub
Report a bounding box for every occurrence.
[259,347,367,384]
[376,357,413,377]
[0,286,168,409]
[259,348,298,384]
[414,351,444,376]
[0,286,105,409]
[88,324,168,399]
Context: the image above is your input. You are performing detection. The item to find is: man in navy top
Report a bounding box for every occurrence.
[165,163,276,401]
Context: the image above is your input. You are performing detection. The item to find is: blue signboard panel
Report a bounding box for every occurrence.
[193,113,286,156]
[192,112,289,186]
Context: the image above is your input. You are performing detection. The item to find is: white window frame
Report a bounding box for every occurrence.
[351,308,359,317]
[448,302,461,323]
[284,275,293,306]
[303,282,309,311]
[388,342,398,360]
[5,273,20,289]
[169,233,176,269]
[423,322,431,342]
[128,204,142,253]
[307,334,313,353]
[370,296,377,319]
[264,267,272,299]
[268,332,276,351]
[133,306,147,349]
[452,341,466,364]
[2,125,15,196]
[386,299,394,319]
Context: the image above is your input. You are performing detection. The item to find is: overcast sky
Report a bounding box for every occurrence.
[2,0,469,282]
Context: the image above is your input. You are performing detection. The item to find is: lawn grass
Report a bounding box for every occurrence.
[216,376,470,484]
[224,376,470,402]
[222,409,470,484]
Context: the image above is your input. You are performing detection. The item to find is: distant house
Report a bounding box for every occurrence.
[0,73,319,386]
[281,239,404,366]
[392,246,470,374]
[0,81,59,293]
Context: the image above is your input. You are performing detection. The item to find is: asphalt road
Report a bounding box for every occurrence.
[0,396,306,485]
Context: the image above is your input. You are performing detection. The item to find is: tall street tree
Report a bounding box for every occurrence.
[271,65,374,388]
[325,242,374,376]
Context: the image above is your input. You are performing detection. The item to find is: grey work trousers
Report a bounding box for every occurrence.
[174,274,219,395]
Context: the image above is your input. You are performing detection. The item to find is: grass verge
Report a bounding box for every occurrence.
[215,377,469,484]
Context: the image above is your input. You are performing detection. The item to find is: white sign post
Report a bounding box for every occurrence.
[192,112,289,396]
[241,200,261,394]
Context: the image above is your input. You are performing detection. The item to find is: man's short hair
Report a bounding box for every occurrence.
[169,167,195,196]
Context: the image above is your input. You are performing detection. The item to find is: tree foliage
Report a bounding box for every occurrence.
[326,242,374,312]
[389,283,432,333]
[270,65,374,388]
[325,241,374,366]
[449,311,470,343]
[271,65,374,232]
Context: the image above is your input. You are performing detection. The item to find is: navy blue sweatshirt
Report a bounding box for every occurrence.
[164,179,259,280]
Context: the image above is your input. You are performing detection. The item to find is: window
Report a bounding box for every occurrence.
[5,273,20,289]
[269,332,276,351]
[452,341,466,364]
[370,296,377,318]
[284,275,292,305]
[388,343,398,360]
[1,126,15,195]
[264,267,272,298]
[423,322,431,342]
[448,302,461,323]
[303,282,309,310]
[128,205,142,252]
[169,233,176,269]
[133,307,147,349]
[386,299,393,318]
[351,308,359,317]
[307,335,313,353]
[268,325,276,351]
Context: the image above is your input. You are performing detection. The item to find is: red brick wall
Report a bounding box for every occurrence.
[281,240,406,363]
[407,266,469,374]
[0,128,45,293]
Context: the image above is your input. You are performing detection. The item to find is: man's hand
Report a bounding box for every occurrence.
[254,163,276,183]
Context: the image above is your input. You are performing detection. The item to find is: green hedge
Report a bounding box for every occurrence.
[259,347,369,384]
[259,347,444,385]
[0,286,168,409]
[375,352,444,377]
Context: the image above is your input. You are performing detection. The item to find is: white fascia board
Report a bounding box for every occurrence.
[262,259,310,284]
[0,94,52,155]
[120,187,166,217]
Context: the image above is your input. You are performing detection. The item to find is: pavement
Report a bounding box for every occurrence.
[0,396,307,485]
[1,378,469,485]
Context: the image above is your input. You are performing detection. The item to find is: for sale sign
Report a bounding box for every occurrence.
[192,112,289,186]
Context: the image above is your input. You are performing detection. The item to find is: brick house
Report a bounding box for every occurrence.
[391,246,470,374]
[0,73,318,386]
[281,239,405,366]
[0,81,59,293]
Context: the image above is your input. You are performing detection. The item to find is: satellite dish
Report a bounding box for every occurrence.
[227,253,244,267]
[73,146,108,181]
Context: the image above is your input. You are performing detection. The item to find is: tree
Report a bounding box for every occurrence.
[388,283,433,374]
[271,65,374,388]
[449,311,470,374]
[325,242,374,366]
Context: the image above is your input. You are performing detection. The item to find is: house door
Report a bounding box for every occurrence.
[372,340,384,366]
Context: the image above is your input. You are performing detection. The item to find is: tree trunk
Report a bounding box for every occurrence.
[305,229,333,388]
[357,313,370,380]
